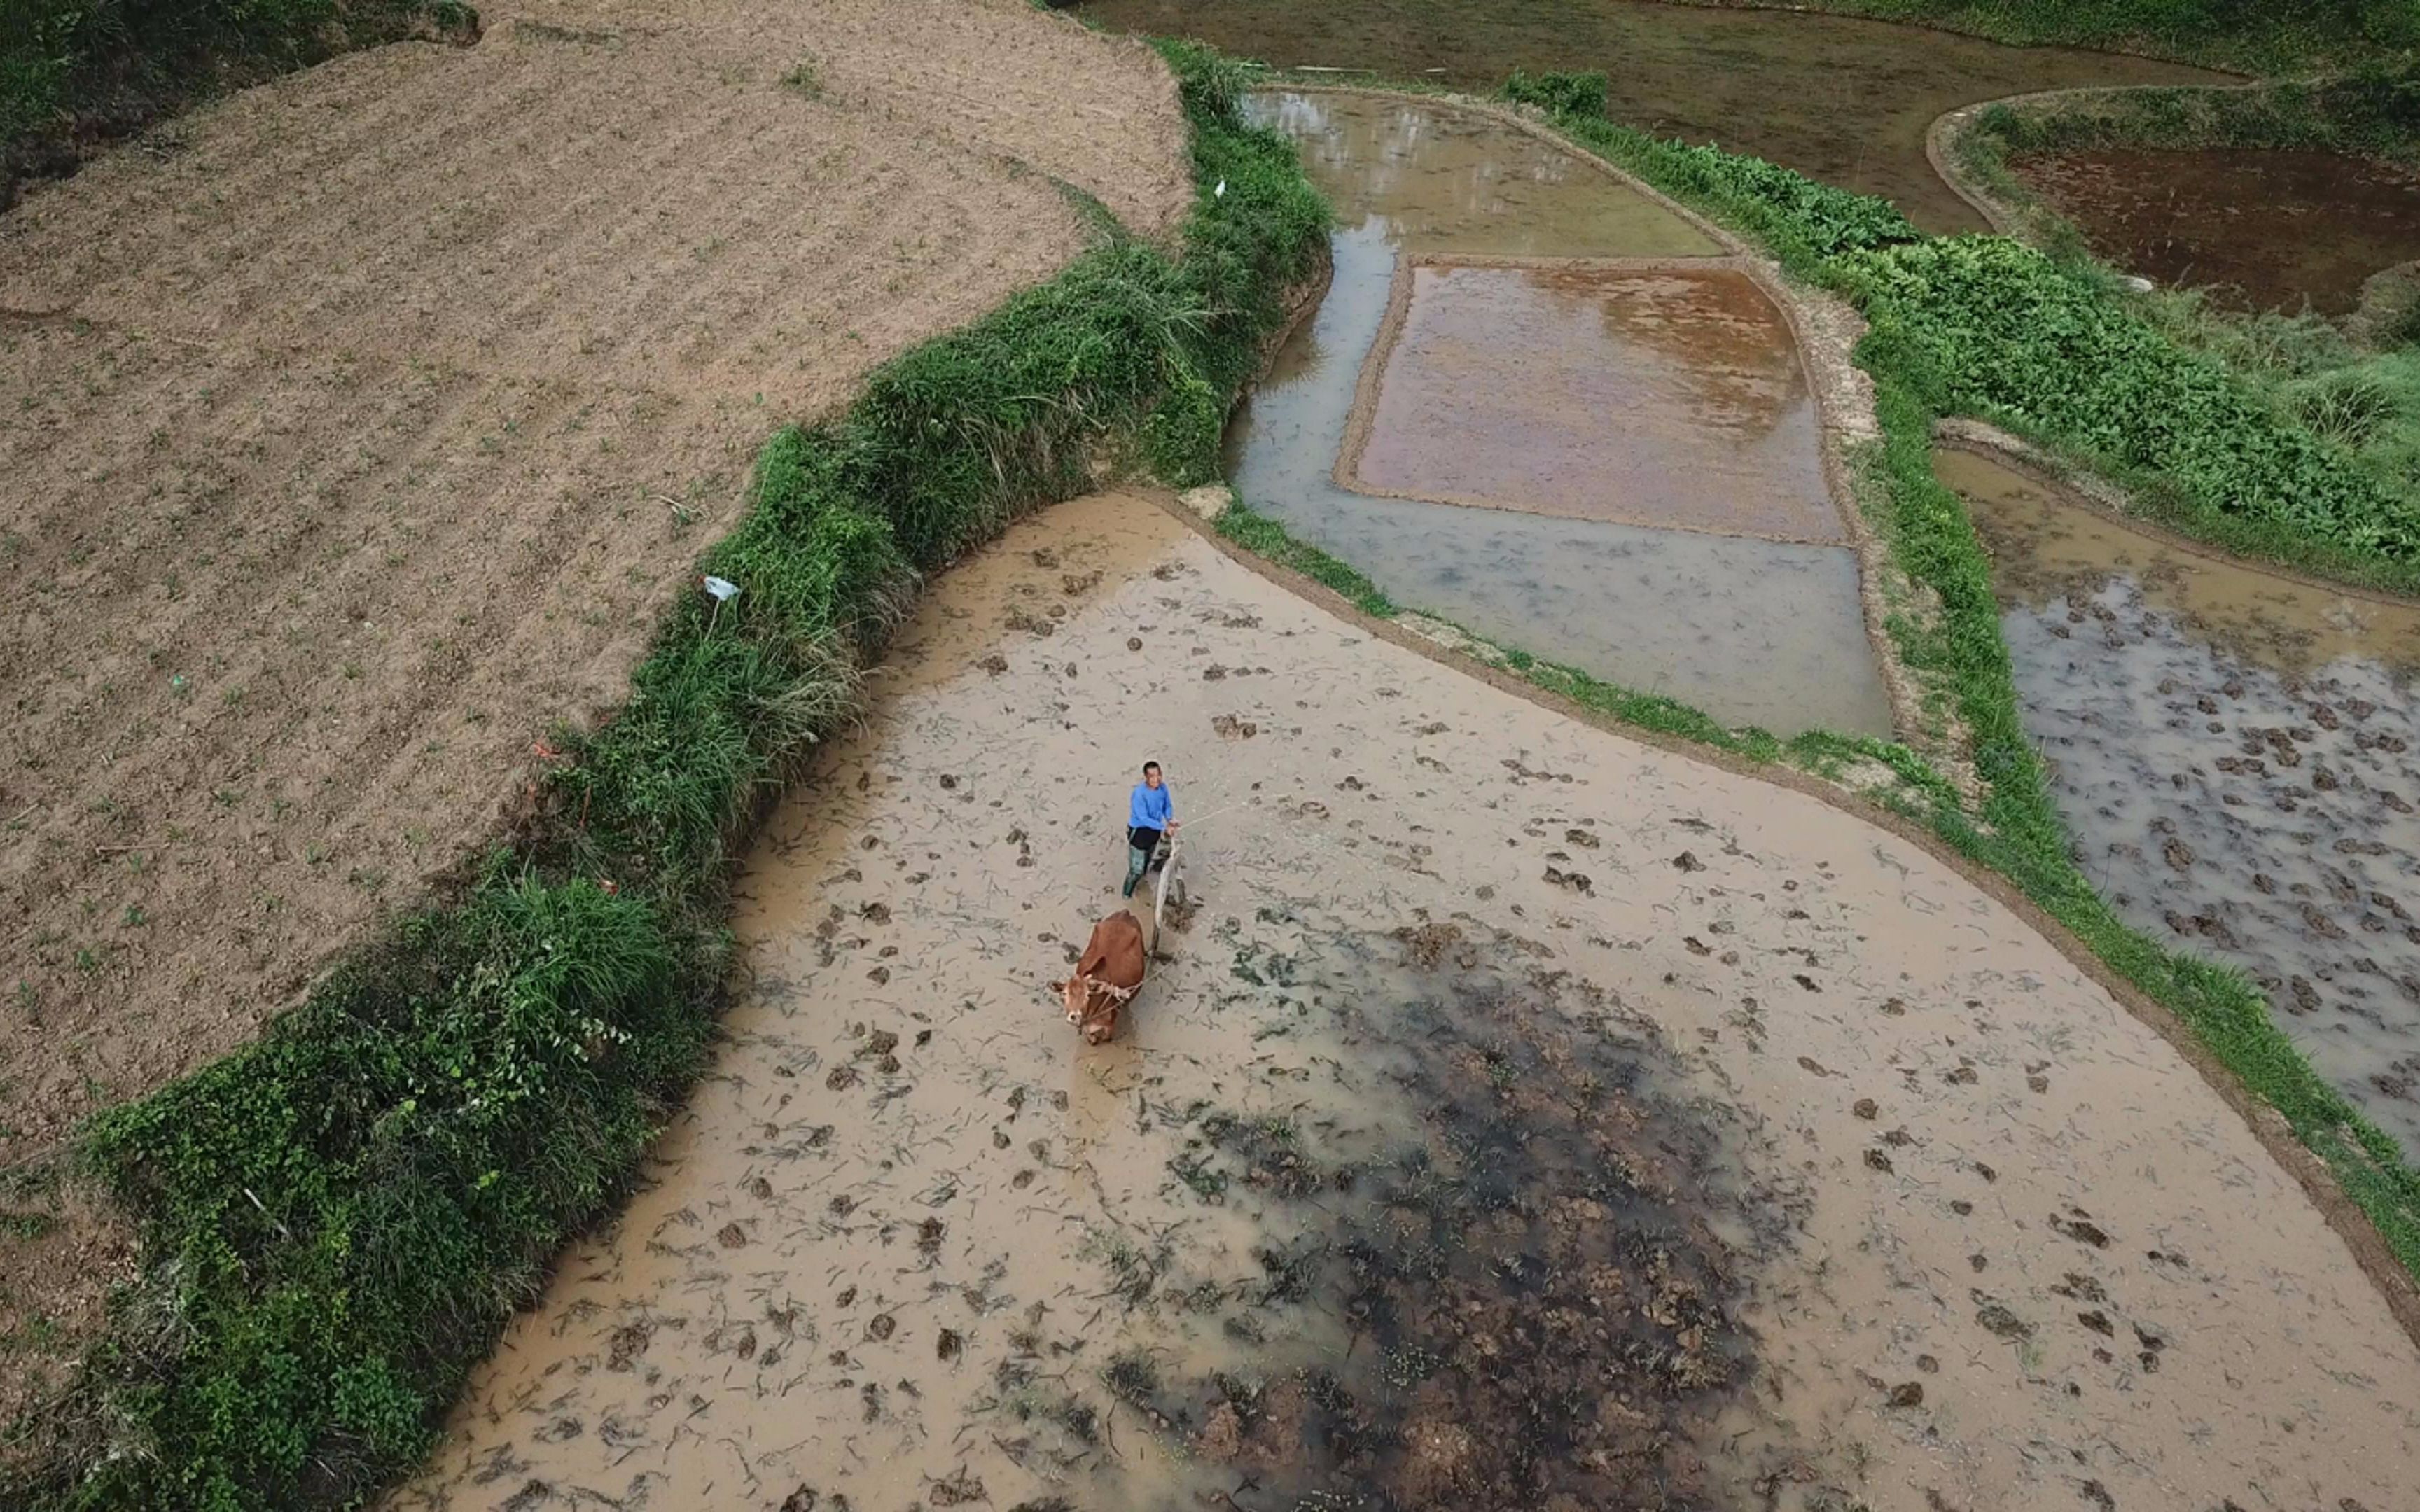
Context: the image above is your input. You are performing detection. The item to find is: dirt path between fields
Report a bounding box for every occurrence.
[0,0,1185,1432]
[400,489,2420,1512]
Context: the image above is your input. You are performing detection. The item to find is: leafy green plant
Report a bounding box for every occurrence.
[1942,69,2420,523]
[1837,236,2420,560]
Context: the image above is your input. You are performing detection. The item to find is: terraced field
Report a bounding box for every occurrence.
[0,0,1188,1435]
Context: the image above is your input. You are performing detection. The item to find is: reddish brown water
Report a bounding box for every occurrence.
[1347,260,1841,543]
[1080,0,2220,232]
[2010,146,2420,314]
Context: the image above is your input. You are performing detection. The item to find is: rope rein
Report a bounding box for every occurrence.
[1074,973,1141,1006]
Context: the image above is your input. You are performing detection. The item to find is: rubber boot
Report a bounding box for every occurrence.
[1123,846,1150,897]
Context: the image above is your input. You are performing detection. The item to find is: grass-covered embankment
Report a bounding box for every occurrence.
[1211,64,2420,1303]
[1,0,473,205]
[1940,65,2420,499]
[0,39,1324,1512]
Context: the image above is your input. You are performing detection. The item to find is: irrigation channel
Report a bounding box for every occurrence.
[1944,443,2420,1163]
[1227,90,1893,738]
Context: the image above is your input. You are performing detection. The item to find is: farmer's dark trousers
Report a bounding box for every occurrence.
[1125,825,1162,895]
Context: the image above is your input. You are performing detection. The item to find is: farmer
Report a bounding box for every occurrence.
[1124,760,1178,897]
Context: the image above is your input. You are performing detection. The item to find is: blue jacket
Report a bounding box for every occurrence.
[1129,781,1174,831]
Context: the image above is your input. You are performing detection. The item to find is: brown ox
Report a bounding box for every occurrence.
[1052,910,1146,1044]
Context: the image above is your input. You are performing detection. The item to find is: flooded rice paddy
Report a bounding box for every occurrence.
[1228,90,1893,737]
[1947,444,2420,1159]
[399,490,2420,1512]
[2008,146,2420,315]
[1346,259,1842,543]
[1082,0,2220,232]
[1271,84,1723,258]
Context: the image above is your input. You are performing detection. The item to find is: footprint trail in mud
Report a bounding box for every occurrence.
[1949,444,2420,1159]
[1090,919,1775,1510]
[398,490,2420,1512]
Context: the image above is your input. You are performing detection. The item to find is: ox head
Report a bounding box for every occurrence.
[1049,976,1087,1026]
[1049,976,1119,1043]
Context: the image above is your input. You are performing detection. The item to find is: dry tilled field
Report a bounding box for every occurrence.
[0,0,1187,1424]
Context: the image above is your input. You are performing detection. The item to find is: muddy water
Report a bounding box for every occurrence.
[2010,146,2420,315]
[401,489,2420,1512]
[1945,444,2420,1158]
[1272,83,1725,255]
[1066,924,1772,1510]
[1230,91,1893,737]
[1085,0,2220,232]
[396,495,1777,1512]
[1349,260,1842,542]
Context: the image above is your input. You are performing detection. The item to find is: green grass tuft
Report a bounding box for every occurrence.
[2291,367,2405,449]
[1501,68,1607,120]
[1216,503,1396,617]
